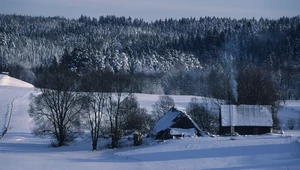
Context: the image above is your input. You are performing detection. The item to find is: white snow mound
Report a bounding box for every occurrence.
[0,74,34,88]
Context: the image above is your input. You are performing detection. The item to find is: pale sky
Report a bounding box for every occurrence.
[1,0,300,22]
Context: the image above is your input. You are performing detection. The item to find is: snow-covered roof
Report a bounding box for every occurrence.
[153,107,205,136]
[221,105,273,127]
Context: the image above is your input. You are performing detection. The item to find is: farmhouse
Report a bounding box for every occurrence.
[152,107,206,140]
[220,105,273,135]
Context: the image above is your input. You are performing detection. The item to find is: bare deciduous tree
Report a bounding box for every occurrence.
[84,92,106,150]
[121,94,153,133]
[187,97,219,134]
[29,64,85,147]
[82,71,111,151]
[152,95,175,121]
[104,72,132,148]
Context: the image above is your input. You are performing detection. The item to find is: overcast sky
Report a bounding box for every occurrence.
[1,0,300,22]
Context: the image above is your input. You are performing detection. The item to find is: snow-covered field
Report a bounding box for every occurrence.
[278,100,300,130]
[0,75,300,170]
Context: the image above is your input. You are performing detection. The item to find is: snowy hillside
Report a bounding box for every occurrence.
[0,75,300,170]
[0,74,34,136]
[0,74,34,88]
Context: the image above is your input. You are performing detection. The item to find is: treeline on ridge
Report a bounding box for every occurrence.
[0,14,300,102]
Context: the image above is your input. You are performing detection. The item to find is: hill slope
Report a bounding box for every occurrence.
[0,74,34,136]
[0,74,34,88]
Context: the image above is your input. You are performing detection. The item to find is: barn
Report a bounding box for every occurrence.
[220,105,273,135]
[152,107,206,140]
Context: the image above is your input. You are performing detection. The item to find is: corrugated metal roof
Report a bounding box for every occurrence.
[221,105,273,127]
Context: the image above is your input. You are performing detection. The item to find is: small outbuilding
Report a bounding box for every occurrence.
[220,105,273,135]
[152,107,206,140]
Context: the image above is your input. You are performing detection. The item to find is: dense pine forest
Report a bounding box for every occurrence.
[0,14,300,103]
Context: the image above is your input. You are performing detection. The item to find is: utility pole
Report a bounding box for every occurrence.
[230,105,236,140]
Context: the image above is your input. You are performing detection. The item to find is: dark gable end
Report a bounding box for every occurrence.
[171,113,197,129]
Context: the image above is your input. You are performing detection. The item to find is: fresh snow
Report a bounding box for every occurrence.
[278,100,300,130]
[0,75,300,170]
[0,74,34,136]
[0,74,34,88]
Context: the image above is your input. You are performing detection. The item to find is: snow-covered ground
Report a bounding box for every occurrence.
[0,75,300,170]
[278,100,300,130]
